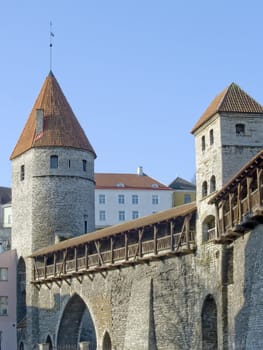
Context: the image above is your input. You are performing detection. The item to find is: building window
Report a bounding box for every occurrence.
[20,165,25,181]
[132,194,139,204]
[209,129,214,145]
[99,210,106,221]
[0,296,8,316]
[132,211,139,219]
[210,175,216,193]
[68,160,71,168]
[84,220,88,233]
[201,135,205,151]
[236,123,245,135]
[99,194,106,204]
[118,211,125,221]
[184,194,191,204]
[82,160,87,171]
[0,268,8,281]
[202,181,208,198]
[152,195,159,205]
[50,155,58,169]
[118,194,125,204]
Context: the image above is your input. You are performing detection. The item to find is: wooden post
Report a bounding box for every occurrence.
[170,220,174,251]
[44,256,47,279]
[110,237,114,264]
[74,247,78,272]
[237,183,241,223]
[53,253,57,276]
[229,193,233,228]
[153,225,158,255]
[246,177,252,213]
[257,168,263,206]
[85,244,89,269]
[215,202,220,239]
[185,215,191,249]
[125,233,128,261]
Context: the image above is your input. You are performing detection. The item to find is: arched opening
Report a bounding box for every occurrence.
[201,294,218,349]
[19,342,24,350]
[210,175,216,193]
[45,335,53,350]
[57,294,96,350]
[102,331,112,350]
[202,181,208,198]
[202,215,215,241]
[17,257,26,323]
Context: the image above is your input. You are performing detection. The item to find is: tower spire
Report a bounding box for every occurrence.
[49,21,55,72]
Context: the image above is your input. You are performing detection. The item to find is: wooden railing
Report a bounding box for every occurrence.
[33,230,195,282]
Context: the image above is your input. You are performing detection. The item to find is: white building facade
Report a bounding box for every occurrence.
[95,169,174,228]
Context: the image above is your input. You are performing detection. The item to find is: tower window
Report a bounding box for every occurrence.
[184,194,191,203]
[201,136,206,151]
[202,181,208,198]
[236,123,245,135]
[210,175,216,193]
[50,155,58,169]
[84,220,88,233]
[82,160,87,171]
[68,160,71,168]
[20,165,25,181]
[209,129,214,145]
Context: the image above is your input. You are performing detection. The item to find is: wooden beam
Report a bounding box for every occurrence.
[154,225,158,255]
[170,220,174,251]
[94,241,104,266]
[125,233,128,261]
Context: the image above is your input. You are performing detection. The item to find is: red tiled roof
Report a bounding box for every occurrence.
[29,201,197,257]
[95,173,171,190]
[10,71,96,159]
[191,83,263,134]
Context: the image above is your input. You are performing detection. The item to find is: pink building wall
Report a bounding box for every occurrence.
[0,249,17,350]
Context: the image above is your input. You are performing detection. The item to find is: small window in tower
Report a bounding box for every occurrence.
[210,175,216,193]
[84,220,88,233]
[202,181,208,198]
[210,129,214,145]
[202,136,205,151]
[236,123,245,136]
[82,160,87,171]
[20,165,25,181]
[50,155,58,169]
[68,160,71,168]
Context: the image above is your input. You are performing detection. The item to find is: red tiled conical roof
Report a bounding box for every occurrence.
[191,83,263,134]
[10,71,96,159]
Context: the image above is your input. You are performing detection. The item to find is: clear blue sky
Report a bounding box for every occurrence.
[1,1,263,187]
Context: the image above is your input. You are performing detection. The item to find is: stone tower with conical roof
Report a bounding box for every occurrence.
[191,83,263,244]
[11,71,96,258]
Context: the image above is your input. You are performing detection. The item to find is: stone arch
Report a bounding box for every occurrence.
[46,335,53,350]
[201,294,218,350]
[102,331,112,350]
[17,257,26,323]
[57,294,97,349]
[202,215,215,241]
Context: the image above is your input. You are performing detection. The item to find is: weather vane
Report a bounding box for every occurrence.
[50,21,55,71]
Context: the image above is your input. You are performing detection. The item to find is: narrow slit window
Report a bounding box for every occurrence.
[20,165,25,181]
[82,160,87,171]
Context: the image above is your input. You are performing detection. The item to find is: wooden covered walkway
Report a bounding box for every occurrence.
[210,150,263,243]
[30,202,196,286]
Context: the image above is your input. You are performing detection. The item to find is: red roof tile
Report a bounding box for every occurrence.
[191,83,263,134]
[10,71,96,159]
[95,173,171,190]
